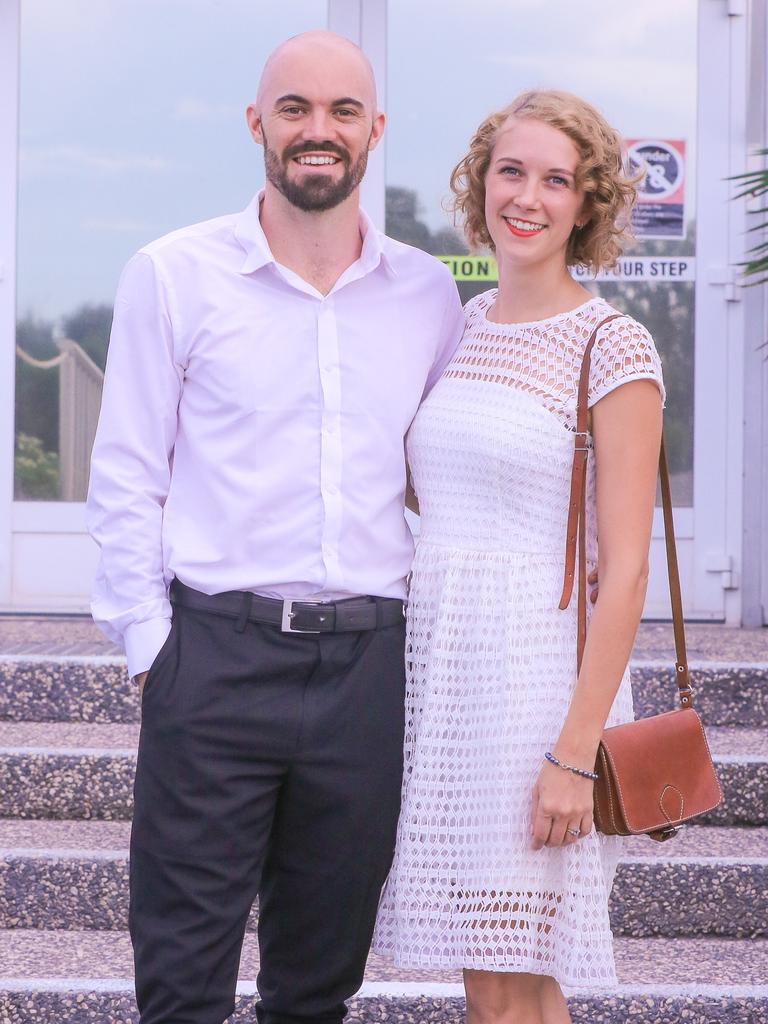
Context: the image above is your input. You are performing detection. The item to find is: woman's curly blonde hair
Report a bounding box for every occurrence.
[450,89,640,272]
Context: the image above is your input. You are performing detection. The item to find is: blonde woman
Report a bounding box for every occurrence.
[374,91,665,1023]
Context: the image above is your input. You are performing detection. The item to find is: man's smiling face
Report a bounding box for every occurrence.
[248,33,384,213]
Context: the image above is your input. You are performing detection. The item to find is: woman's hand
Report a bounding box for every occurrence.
[530,759,594,850]
[588,568,599,604]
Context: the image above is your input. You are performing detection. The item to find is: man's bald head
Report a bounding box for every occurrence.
[246,30,384,214]
[255,31,377,115]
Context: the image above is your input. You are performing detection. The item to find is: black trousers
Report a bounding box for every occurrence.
[129,588,406,1024]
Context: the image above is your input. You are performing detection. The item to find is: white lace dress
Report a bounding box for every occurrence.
[373,292,665,986]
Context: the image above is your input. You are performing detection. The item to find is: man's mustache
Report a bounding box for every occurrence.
[284,142,349,163]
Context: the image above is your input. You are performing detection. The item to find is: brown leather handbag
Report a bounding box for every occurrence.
[559,314,723,843]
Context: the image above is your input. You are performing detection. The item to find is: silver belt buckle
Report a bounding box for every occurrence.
[281,598,322,634]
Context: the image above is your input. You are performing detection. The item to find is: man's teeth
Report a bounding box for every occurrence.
[504,217,545,232]
[296,155,339,165]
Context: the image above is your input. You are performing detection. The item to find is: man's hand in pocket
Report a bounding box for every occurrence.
[135,670,149,696]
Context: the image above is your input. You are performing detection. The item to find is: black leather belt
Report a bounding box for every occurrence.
[170,579,405,634]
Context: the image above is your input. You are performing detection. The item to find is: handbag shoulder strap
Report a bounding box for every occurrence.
[558,313,693,709]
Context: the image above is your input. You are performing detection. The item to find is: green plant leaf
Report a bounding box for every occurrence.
[732,155,767,285]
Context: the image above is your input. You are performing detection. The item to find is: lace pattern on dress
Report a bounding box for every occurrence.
[445,291,665,435]
[372,290,665,983]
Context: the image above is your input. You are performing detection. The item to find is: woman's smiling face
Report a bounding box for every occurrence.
[484,117,587,269]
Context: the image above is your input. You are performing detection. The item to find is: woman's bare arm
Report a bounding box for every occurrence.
[531,378,662,849]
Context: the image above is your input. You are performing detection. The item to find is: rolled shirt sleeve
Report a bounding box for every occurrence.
[86,252,184,679]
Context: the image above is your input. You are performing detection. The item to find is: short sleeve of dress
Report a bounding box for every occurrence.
[588,315,666,409]
[462,290,493,318]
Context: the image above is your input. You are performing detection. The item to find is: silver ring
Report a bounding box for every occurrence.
[567,827,581,837]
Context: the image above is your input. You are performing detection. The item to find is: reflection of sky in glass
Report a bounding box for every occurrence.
[17,0,698,319]
[17,0,327,319]
[387,0,697,233]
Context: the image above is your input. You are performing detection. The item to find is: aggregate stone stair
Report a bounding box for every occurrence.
[0,619,766,1023]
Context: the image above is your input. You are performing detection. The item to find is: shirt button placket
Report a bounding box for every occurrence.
[317,299,344,590]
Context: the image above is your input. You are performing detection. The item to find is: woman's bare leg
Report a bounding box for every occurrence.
[463,971,572,1024]
[464,970,543,1024]
[539,975,572,1022]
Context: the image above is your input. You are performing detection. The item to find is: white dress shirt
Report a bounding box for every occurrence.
[86,192,465,678]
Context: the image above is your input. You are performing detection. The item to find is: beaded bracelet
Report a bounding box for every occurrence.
[544,751,599,781]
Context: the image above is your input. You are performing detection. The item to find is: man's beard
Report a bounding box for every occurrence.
[263,134,370,212]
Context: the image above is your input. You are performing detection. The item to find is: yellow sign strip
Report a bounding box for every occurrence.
[437,255,499,282]
[439,254,696,283]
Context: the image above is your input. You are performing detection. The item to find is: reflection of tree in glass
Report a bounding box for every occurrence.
[15,434,60,501]
[385,186,467,256]
[598,278,693,503]
[593,233,696,499]
[16,317,58,458]
[386,186,491,305]
[15,304,113,500]
[625,225,696,259]
[595,231,696,506]
[63,305,112,372]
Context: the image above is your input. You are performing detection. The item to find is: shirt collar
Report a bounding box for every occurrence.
[233,191,274,275]
[234,190,398,279]
[358,207,399,279]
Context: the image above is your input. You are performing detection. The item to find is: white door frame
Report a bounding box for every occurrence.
[1,0,346,613]
[640,0,748,622]
[742,0,768,627]
[0,0,20,608]
[0,0,753,621]
[329,0,387,226]
[673,0,746,623]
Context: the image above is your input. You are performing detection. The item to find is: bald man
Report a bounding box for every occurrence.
[87,31,464,1024]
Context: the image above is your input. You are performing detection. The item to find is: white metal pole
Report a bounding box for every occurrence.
[741,0,768,625]
[723,4,749,625]
[328,0,361,39]
[359,0,387,230]
[693,0,741,620]
[0,0,20,606]
[328,0,387,230]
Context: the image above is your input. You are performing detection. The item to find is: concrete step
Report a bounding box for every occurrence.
[3,654,767,727]
[631,661,768,726]
[0,723,138,821]
[0,932,765,1022]
[1,821,766,938]
[699,725,768,826]
[0,657,137,724]
[0,722,763,824]
[4,619,766,660]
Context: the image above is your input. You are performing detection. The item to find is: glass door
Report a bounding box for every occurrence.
[5,0,329,609]
[1,0,747,619]
[384,0,744,620]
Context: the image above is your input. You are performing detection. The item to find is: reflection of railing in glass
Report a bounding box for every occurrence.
[15,341,104,502]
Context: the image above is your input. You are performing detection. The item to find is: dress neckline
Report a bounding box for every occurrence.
[476,291,608,332]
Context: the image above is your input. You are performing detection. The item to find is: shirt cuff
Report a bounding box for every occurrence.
[124,617,173,681]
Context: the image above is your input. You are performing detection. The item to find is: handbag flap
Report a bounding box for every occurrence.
[599,708,723,833]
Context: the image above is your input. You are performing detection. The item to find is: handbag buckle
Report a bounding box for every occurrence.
[678,685,694,707]
[574,430,590,452]
[658,824,684,842]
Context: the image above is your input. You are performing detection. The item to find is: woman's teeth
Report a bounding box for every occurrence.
[503,217,546,233]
